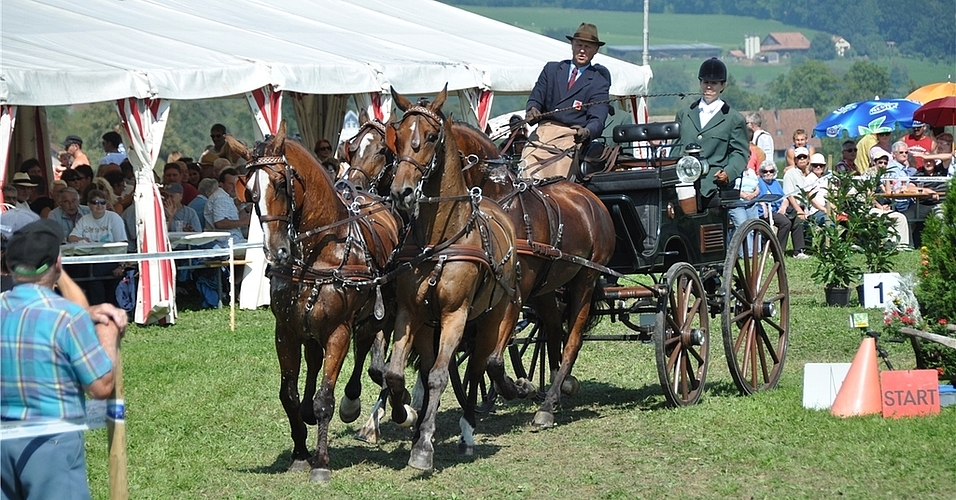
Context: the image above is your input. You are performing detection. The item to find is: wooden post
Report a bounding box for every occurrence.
[107,345,128,500]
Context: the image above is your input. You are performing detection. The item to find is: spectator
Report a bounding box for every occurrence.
[916,132,954,176]
[186,162,202,188]
[747,113,774,161]
[1,185,40,246]
[834,140,857,174]
[28,175,56,218]
[903,121,936,171]
[10,172,37,210]
[204,168,249,244]
[104,170,132,213]
[190,178,217,231]
[18,158,43,178]
[805,153,829,226]
[68,189,128,305]
[55,150,71,178]
[855,131,892,174]
[68,164,95,203]
[49,179,68,207]
[63,135,90,169]
[674,58,749,205]
[162,162,198,205]
[522,22,611,179]
[91,177,120,214]
[781,146,813,258]
[1,218,125,500]
[98,131,127,166]
[868,147,913,251]
[163,183,201,233]
[47,187,90,240]
[784,129,815,171]
[313,139,341,177]
[756,160,802,255]
[205,124,227,156]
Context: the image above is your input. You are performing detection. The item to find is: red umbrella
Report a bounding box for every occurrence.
[912,96,956,127]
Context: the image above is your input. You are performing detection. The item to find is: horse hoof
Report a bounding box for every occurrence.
[288,460,311,473]
[517,378,538,399]
[458,437,475,456]
[339,396,362,424]
[561,375,580,397]
[309,468,332,483]
[408,449,434,471]
[533,411,555,429]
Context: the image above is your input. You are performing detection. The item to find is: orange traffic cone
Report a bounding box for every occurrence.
[830,337,882,417]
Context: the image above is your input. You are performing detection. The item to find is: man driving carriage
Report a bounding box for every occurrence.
[673,57,749,211]
[522,22,611,179]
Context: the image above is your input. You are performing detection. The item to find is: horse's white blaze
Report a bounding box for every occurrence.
[251,169,276,248]
[459,416,475,447]
[357,132,374,158]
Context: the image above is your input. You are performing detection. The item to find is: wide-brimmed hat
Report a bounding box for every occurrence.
[566,23,605,46]
[869,146,891,161]
[11,172,38,187]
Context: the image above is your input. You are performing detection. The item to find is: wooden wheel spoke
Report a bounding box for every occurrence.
[755,261,781,300]
[656,263,709,406]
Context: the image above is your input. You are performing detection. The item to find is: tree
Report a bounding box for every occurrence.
[766,60,841,116]
[808,33,835,61]
[839,60,890,103]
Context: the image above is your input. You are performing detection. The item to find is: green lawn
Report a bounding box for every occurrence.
[81,249,956,499]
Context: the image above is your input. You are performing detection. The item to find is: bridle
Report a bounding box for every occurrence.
[393,105,446,197]
[342,120,394,196]
[246,145,305,263]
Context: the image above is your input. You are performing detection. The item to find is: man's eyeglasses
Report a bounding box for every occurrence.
[843,148,857,153]
[210,134,224,139]
[89,200,108,206]
[874,159,889,165]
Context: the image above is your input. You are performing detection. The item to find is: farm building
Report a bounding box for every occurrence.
[759,32,811,58]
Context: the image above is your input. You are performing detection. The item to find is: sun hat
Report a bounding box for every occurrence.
[5,219,63,276]
[566,23,605,46]
[11,172,38,187]
[794,147,809,157]
[810,153,826,165]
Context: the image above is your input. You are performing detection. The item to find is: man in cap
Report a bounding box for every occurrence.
[63,135,90,169]
[903,121,936,172]
[674,57,749,204]
[521,22,611,179]
[1,218,126,499]
[868,146,913,250]
[163,183,201,233]
[781,146,813,258]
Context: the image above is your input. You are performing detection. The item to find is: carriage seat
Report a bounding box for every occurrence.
[612,121,680,144]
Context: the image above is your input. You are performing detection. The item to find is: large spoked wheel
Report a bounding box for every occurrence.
[507,308,546,400]
[655,262,710,407]
[449,339,498,414]
[721,218,790,395]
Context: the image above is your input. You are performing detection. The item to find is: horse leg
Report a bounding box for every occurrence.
[299,338,321,426]
[355,328,392,442]
[486,299,537,401]
[309,324,351,483]
[340,325,374,424]
[384,309,417,429]
[534,276,595,429]
[409,309,467,471]
[275,327,311,472]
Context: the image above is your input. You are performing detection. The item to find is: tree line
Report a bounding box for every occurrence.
[444,0,955,61]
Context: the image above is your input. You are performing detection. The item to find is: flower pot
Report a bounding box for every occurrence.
[825,286,851,307]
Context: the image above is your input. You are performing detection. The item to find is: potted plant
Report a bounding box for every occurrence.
[807,169,864,306]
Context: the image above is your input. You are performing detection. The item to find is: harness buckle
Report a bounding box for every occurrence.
[470,186,483,205]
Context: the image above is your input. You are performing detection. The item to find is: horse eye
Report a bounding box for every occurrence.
[426,133,439,143]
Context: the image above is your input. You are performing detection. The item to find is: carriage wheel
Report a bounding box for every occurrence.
[654,262,710,407]
[507,308,546,400]
[721,218,790,395]
[449,339,498,414]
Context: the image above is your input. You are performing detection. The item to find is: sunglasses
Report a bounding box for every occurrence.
[210,134,224,139]
[317,146,332,151]
[796,155,808,159]
[812,164,825,168]
[89,200,108,206]
[874,159,889,165]
[761,169,776,174]
[843,148,857,152]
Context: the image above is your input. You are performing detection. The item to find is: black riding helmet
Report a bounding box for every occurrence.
[698,57,727,82]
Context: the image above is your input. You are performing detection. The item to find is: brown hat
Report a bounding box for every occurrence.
[566,23,605,46]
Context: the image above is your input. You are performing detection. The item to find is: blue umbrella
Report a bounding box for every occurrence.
[812,98,921,138]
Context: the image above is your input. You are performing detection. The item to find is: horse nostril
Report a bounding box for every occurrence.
[277,247,290,261]
[400,187,414,201]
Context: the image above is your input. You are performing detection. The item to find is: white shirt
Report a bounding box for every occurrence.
[698,98,724,128]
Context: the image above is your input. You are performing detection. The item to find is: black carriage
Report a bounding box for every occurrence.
[462,121,791,408]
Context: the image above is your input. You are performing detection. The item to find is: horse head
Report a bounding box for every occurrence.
[341,114,393,195]
[387,85,463,213]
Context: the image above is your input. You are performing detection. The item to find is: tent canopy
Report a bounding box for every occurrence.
[1,0,651,106]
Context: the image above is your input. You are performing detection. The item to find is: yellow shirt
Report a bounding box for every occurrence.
[854,134,877,173]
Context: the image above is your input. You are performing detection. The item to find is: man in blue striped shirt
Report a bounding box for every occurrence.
[1,219,126,500]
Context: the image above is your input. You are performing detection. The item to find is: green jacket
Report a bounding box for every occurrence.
[674,99,749,198]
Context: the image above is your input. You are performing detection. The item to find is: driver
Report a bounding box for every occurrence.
[522,22,611,180]
[673,58,749,208]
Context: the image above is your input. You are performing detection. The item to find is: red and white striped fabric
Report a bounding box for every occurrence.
[0,105,16,189]
[628,96,651,159]
[356,92,391,124]
[116,97,176,325]
[457,88,494,131]
[246,86,282,139]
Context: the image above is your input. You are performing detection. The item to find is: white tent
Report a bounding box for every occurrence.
[2,0,652,323]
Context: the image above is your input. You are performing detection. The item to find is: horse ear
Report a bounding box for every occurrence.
[391,86,412,112]
[273,121,288,150]
[222,135,251,162]
[358,109,370,126]
[385,124,398,153]
[432,84,448,112]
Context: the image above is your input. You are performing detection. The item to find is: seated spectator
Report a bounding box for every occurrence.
[784,129,815,171]
[186,162,202,188]
[834,140,857,174]
[49,179,68,208]
[781,147,814,258]
[47,188,90,240]
[162,162,198,205]
[104,170,132,213]
[67,189,129,305]
[757,161,801,255]
[98,131,127,166]
[91,177,121,214]
[915,132,955,177]
[314,139,341,177]
[805,154,829,226]
[867,147,912,251]
[10,173,36,211]
[903,121,936,172]
[190,178,218,231]
[163,183,201,233]
[203,168,250,245]
[28,175,56,219]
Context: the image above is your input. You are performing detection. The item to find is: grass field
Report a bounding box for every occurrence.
[80,250,956,499]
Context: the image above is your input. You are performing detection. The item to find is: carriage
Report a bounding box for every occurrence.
[245,87,790,480]
[450,119,791,409]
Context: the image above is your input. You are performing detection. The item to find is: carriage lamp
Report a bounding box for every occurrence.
[677,142,710,183]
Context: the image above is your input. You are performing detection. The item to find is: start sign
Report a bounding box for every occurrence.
[880,370,940,418]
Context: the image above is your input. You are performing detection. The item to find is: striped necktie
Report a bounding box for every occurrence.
[568,67,578,90]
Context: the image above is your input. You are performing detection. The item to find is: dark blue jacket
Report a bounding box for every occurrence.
[526,60,611,142]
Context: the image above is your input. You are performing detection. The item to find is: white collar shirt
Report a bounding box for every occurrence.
[698,98,724,128]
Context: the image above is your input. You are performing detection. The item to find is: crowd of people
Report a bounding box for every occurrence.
[1,123,270,309]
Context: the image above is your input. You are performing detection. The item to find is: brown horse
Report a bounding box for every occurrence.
[241,123,400,482]
[348,107,616,429]
[384,86,533,471]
